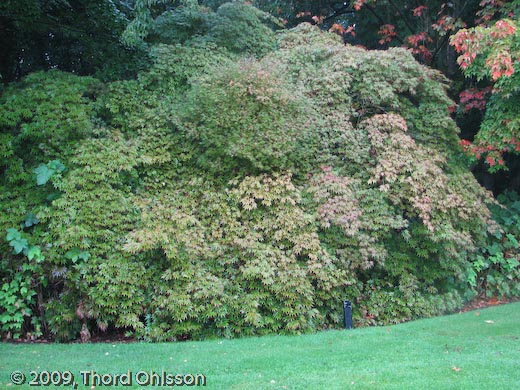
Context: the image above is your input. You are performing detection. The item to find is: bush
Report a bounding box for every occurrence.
[0,21,498,340]
[467,191,520,298]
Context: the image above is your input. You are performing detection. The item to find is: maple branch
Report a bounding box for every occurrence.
[431,1,472,64]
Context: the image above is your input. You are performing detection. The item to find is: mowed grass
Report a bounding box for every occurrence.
[1,302,520,390]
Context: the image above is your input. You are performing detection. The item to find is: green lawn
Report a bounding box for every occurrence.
[2,302,520,389]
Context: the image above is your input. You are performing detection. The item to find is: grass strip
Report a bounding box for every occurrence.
[1,302,519,389]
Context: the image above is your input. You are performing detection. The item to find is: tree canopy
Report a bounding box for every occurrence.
[0,0,147,82]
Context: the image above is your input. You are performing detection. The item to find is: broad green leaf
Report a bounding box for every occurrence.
[34,164,55,185]
[78,251,91,262]
[6,228,21,242]
[24,212,39,227]
[10,238,28,254]
[35,252,45,263]
[48,159,66,173]
[27,246,41,261]
[65,248,81,261]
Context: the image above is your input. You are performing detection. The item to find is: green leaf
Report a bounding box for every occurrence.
[473,256,486,272]
[65,248,80,261]
[10,238,28,254]
[24,212,39,227]
[78,251,91,262]
[27,246,41,261]
[0,313,10,324]
[506,257,519,271]
[48,159,66,173]
[505,233,518,249]
[34,164,55,185]
[487,242,502,256]
[65,248,90,263]
[6,228,21,242]
[35,253,45,263]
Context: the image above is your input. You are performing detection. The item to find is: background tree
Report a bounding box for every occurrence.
[0,0,147,83]
[452,18,519,177]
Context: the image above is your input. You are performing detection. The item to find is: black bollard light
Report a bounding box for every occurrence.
[344,300,353,330]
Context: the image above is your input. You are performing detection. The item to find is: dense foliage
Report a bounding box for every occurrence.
[251,1,520,188]
[467,191,520,298]
[452,18,520,171]
[1,3,518,342]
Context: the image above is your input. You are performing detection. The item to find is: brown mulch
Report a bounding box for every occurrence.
[458,295,520,313]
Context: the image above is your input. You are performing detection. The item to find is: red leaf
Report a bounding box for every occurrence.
[412,5,428,17]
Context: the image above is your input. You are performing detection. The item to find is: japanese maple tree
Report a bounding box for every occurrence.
[451,16,519,170]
